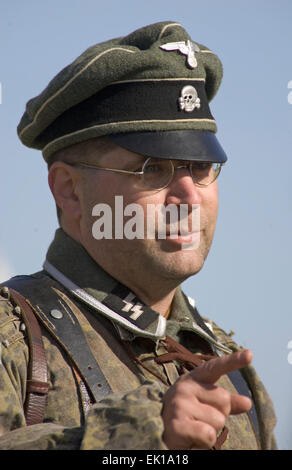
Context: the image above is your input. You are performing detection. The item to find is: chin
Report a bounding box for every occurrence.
[150,249,206,281]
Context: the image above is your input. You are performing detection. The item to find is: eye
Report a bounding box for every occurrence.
[144,163,163,173]
[143,159,169,174]
[192,162,212,172]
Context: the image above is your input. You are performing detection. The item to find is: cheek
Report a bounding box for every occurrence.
[79,176,107,230]
[80,176,144,236]
[205,184,219,225]
[82,174,116,207]
[197,182,218,228]
[212,184,219,214]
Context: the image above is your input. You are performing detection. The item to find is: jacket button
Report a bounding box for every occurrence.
[50,309,63,319]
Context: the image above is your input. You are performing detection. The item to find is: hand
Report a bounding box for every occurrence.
[162,349,253,449]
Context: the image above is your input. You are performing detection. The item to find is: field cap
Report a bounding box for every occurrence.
[17,21,227,163]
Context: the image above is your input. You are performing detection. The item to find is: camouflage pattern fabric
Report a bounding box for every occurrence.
[0,230,277,450]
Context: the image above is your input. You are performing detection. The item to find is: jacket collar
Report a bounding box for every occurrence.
[44,229,230,352]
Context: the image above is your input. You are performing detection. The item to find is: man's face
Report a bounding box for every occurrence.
[78,144,219,287]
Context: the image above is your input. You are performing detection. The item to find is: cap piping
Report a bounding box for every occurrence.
[158,22,183,39]
[19,47,136,139]
[112,77,206,84]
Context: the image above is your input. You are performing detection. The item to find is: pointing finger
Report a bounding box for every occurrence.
[190,349,253,385]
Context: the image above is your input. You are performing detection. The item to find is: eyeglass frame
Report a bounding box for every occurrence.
[68,157,224,191]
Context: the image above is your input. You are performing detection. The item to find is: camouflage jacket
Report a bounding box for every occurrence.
[0,229,277,450]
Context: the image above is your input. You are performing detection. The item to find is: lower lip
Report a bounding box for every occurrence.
[165,232,200,245]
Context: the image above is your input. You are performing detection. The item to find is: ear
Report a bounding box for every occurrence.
[48,162,82,223]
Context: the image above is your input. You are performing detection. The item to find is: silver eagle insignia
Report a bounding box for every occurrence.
[159,40,200,69]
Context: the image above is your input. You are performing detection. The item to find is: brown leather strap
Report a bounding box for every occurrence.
[158,337,229,450]
[121,339,169,386]
[156,336,215,369]
[123,335,229,450]
[9,288,49,426]
[213,426,229,450]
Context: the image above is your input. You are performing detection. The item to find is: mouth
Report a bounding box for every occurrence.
[166,230,200,244]
[153,227,201,251]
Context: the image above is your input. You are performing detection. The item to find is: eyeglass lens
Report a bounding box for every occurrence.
[142,158,221,190]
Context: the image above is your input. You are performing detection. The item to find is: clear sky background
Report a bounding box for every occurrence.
[1,0,291,449]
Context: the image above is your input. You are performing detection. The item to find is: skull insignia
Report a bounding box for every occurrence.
[178,85,200,112]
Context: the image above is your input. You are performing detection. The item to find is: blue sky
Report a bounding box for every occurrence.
[1,0,292,449]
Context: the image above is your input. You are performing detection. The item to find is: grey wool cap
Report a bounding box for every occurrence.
[17,21,227,163]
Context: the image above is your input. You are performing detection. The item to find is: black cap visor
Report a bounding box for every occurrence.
[109,130,227,163]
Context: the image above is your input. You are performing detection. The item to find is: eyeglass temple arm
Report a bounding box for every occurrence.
[76,162,144,175]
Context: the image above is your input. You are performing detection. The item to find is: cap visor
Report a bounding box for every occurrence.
[108,130,227,163]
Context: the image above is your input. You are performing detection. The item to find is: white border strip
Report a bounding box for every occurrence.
[43,261,230,353]
[43,260,166,339]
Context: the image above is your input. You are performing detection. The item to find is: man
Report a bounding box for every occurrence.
[0,21,276,450]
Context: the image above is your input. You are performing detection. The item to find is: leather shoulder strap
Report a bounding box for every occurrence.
[3,275,112,404]
[7,288,50,426]
[227,369,261,448]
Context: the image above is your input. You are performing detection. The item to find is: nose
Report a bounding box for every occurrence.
[165,166,202,206]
